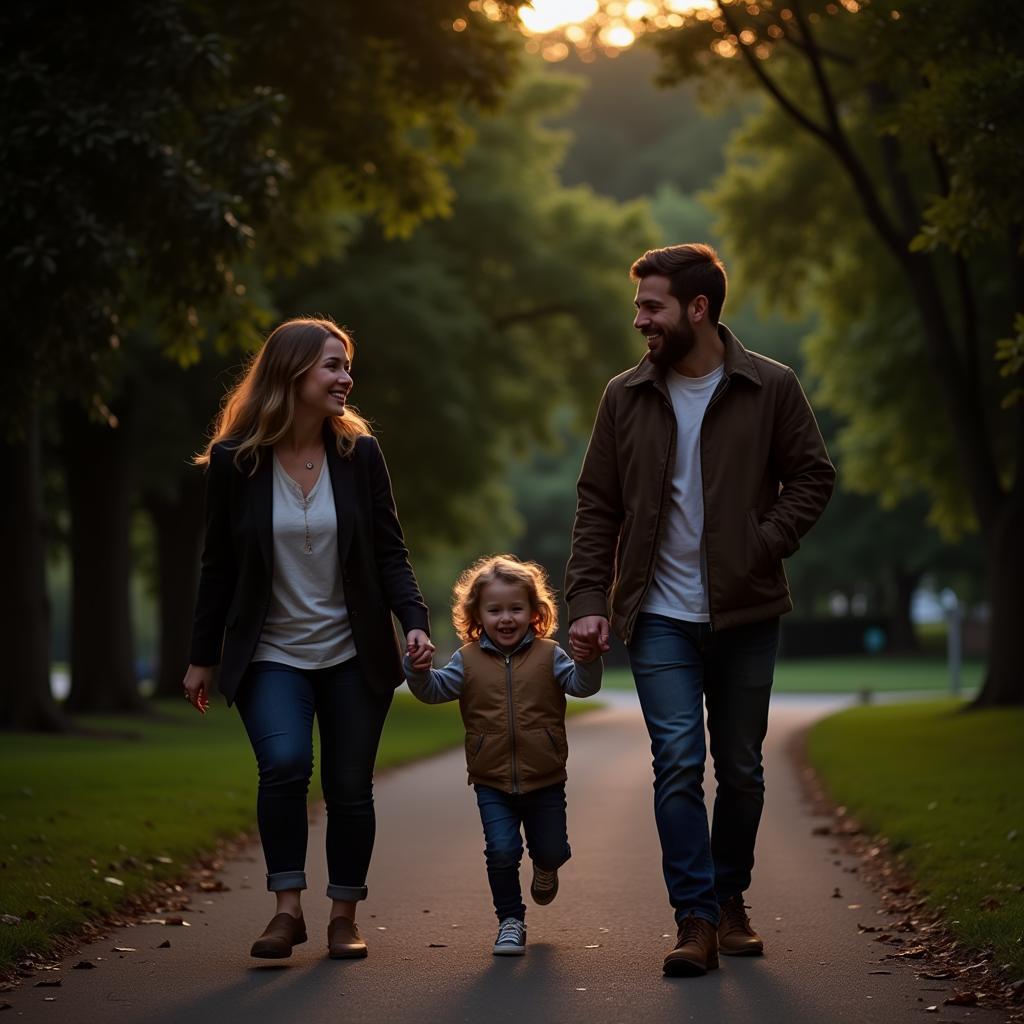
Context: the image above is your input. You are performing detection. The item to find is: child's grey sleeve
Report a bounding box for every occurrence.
[553,644,603,697]
[403,649,466,704]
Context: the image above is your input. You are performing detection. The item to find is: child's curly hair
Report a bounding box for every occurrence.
[451,554,558,644]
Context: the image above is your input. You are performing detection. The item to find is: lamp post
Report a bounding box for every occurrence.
[940,588,962,698]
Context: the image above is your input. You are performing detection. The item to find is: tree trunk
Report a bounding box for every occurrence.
[61,402,143,712]
[143,472,204,698]
[0,412,67,731]
[972,496,1024,707]
[887,569,922,655]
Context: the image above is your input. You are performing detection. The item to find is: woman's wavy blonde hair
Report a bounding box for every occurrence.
[196,317,371,471]
[451,554,558,644]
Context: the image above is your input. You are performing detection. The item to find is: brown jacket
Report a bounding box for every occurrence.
[460,637,568,795]
[565,325,835,640]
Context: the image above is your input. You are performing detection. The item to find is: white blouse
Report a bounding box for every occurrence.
[252,455,356,669]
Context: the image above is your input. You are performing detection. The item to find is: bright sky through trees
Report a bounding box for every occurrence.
[488,0,719,60]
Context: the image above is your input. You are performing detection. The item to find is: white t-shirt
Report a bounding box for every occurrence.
[641,363,725,623]
[252,455,356,669]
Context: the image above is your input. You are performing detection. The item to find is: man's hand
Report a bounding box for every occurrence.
[569,615,610,663]
[406,629,435,671]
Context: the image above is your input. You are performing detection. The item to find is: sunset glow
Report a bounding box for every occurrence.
[512,0,720,60]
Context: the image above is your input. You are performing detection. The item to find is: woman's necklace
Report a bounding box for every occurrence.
[304,459,314,470]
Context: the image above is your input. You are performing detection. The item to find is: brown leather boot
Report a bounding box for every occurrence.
[327,916,368,959]
[250,912,307,958]
[663,914,719,976]
[718,895,764,956]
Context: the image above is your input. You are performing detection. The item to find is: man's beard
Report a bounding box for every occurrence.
[648,319,696,370]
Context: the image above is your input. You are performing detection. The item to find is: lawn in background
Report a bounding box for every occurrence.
[808,700,1024,974]
[1,693,595,972]
[601,657,981,694]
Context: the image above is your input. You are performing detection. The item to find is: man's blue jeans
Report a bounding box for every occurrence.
[474,782,572,921]
[629,613,779,927]
[235,658,392,902]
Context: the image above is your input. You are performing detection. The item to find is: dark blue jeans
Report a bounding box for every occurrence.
[475,782,572,921]
[235,658,392,901]
[628,613,779,927]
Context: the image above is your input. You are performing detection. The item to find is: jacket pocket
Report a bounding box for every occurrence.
[465,732,509,788]
[517,726,568,787]
[746,510,773,573]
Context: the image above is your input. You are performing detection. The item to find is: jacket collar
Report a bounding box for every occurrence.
[479,628,535,657]
[623,322,762,392]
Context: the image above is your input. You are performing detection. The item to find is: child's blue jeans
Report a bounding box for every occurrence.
[474,781,572,921]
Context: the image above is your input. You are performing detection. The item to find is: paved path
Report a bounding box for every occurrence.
[5,695,1003,1024]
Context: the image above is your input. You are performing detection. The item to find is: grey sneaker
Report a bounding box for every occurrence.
[530,863,559,905]
[493,916,526,956]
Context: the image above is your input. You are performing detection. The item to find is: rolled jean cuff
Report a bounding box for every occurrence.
[326,883,368,902]
[267,870,307,893]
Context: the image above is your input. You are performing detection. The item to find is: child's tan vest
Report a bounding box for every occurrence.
[458,637,567,795]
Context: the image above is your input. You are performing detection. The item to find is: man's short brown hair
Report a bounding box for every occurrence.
[630,243,728,325]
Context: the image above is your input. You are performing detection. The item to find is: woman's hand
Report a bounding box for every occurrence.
[405,629,435,672]
[182,664,213,715]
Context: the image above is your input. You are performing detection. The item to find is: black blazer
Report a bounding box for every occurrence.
[189,429,430,705]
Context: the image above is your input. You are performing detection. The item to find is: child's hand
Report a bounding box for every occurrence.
[406,629,435,671]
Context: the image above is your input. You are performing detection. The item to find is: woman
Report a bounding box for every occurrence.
[182,317,434,961]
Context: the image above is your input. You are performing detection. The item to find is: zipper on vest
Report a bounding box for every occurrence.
[505,654,520,794]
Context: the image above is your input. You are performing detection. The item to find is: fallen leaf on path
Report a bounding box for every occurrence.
[847,904,862,909]
[943,991,978,1007]
[72,962,96,970]
[0,1001,11,1010]
[868,970,891,975]
[376,926,387,931]
[156,941,171,949]
[103,877,124,887]
[918,969,957,980]
[890,945,927,959]
[34,980,61,988]
[925,1007,938,1013]
[584,944,601,949]
[427,943,446,948]
[112,947,136,953]
[831,887,842,898]
[858,923,883,932]
[575,988,587,992]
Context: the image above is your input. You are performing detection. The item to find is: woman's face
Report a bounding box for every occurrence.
[296,335,352,419]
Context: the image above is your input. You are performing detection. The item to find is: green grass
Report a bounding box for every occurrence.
[808,700,1024,974]
[602,657,982,693]
[1,693,595,972]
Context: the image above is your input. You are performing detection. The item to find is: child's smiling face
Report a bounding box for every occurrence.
[478,579,533,652]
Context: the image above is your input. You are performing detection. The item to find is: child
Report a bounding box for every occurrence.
[404,554,602,956]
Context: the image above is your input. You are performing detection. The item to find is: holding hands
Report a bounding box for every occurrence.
[406,629,435,671]
[568,615,610,663]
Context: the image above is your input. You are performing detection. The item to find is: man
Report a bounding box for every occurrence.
[566,244,835,977]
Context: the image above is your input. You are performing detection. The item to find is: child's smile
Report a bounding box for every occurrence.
[478,579,533,652]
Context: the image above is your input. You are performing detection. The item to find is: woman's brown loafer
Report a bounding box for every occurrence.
[250,912,307,958]
[327,916,368,959]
